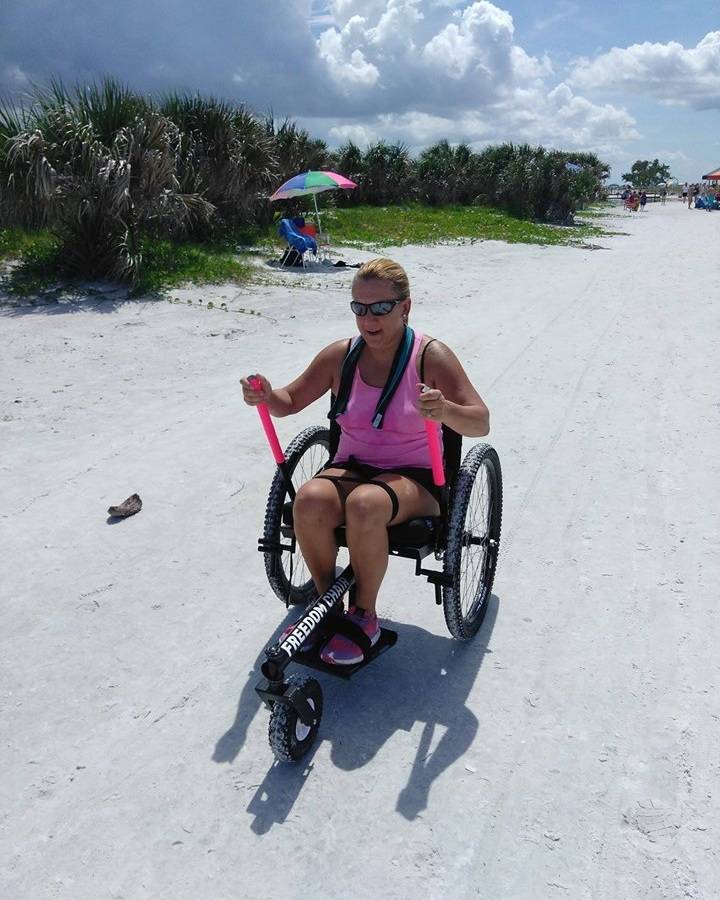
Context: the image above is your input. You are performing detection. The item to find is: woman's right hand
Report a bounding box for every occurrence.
[240,373,273,406]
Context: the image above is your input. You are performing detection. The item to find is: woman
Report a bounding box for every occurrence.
[242,258,489,665]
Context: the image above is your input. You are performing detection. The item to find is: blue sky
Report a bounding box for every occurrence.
[2,0,719,181]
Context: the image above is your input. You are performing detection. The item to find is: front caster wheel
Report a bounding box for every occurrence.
[268,674,323,762]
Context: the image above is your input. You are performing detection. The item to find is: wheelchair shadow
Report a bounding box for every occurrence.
[211,609,305,766]
[222,595,498,833]
[324,594,499,820]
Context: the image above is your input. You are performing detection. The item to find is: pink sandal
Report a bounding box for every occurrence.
[320,605,380,666]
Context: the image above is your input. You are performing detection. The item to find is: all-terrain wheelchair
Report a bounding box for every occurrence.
[253,403,503,762]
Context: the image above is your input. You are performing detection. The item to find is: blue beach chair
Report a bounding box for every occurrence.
[278,218,318,267]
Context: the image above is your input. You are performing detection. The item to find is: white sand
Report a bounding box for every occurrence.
[2,202,719,899]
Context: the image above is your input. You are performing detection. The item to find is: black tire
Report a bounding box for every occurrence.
[442,443,502,641]
[263,425,330,605]
[268,674,323,762]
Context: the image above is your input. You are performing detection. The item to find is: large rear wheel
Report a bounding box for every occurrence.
[442,443,502,640]
[263,425,330,605]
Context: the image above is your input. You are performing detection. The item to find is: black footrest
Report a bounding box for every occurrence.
[291,627,398,680]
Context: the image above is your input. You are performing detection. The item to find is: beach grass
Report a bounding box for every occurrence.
[0,228,64,294]
[0,228,255,297]
[132,234,254,295]
[295,203,608,248]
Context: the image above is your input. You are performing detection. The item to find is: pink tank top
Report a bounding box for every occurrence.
[335,330,441,469]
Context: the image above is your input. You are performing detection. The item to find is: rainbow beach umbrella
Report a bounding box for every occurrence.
[269,170,357,230]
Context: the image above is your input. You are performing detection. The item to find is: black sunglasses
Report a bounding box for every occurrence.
[350,297,406,317]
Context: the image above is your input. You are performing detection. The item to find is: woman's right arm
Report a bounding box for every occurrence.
[241,340,346,417]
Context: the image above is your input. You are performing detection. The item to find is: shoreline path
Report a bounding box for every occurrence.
[2,202,719,898]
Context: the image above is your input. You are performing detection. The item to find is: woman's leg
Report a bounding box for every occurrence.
[344,475,440,616]
[292,475,346,596]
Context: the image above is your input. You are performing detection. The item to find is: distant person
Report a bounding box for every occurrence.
[640,191,647,210]
[682,182,688,202]
[660,187,667,204]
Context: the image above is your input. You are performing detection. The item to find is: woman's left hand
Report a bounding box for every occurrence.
[417,384,447,422]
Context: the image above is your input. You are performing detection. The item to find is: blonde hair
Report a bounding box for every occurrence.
[353,258,410,298]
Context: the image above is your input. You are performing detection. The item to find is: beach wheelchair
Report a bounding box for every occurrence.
[253,397,503,761]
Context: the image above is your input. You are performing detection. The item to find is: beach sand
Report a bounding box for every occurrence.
[2,201,719,898]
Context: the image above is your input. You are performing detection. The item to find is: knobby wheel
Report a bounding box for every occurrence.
[263,425,330,605]
[442,443,502,641]
[268,674,323,762]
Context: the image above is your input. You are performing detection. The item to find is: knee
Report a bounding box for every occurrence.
[345,485,391,529]
[293,480,339,526]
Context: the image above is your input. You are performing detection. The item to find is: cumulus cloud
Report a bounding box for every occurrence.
[570,32,720,110]
[315,0,542,113]
[325,82,636,152]
[316,1,634,151]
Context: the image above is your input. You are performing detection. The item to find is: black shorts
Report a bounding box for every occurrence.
[315,456,442,522]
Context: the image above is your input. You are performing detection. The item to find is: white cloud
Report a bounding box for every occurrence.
[325,81,636,156]
[316,2,635,154]
[571,32,720,109]
[422,2,514,80]
[317,1,575,117]
[318,26,381,87]
[511,46,553,79]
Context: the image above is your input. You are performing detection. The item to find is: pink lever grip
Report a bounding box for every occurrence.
[424,420,446,487]
[249,377,285,465]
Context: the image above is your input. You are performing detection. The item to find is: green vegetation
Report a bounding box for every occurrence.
[0,227,59,262]
[621,158,672,187]
[316,204,606,247]
[2,200,612,296]
[0,77,612,291]
[132,234,253,295]
[0,228,64,294]
[0,226,255,296]
[334,139,608,223]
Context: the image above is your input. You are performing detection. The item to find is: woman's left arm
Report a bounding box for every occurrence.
[417,341,490,437]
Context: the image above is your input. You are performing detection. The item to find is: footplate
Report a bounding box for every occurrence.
[291,627,398,680]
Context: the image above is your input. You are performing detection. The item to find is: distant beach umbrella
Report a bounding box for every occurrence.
[701,166,720,181]
[269,170,357,230]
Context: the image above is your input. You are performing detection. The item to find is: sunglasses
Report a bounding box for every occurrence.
[350,297,406,317]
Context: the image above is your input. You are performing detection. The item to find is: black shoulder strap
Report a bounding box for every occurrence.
[328,327,415,429]
[328,337,363,421]
[371,326,414,428]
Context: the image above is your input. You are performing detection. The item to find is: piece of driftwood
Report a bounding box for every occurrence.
[107,493,142,518]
